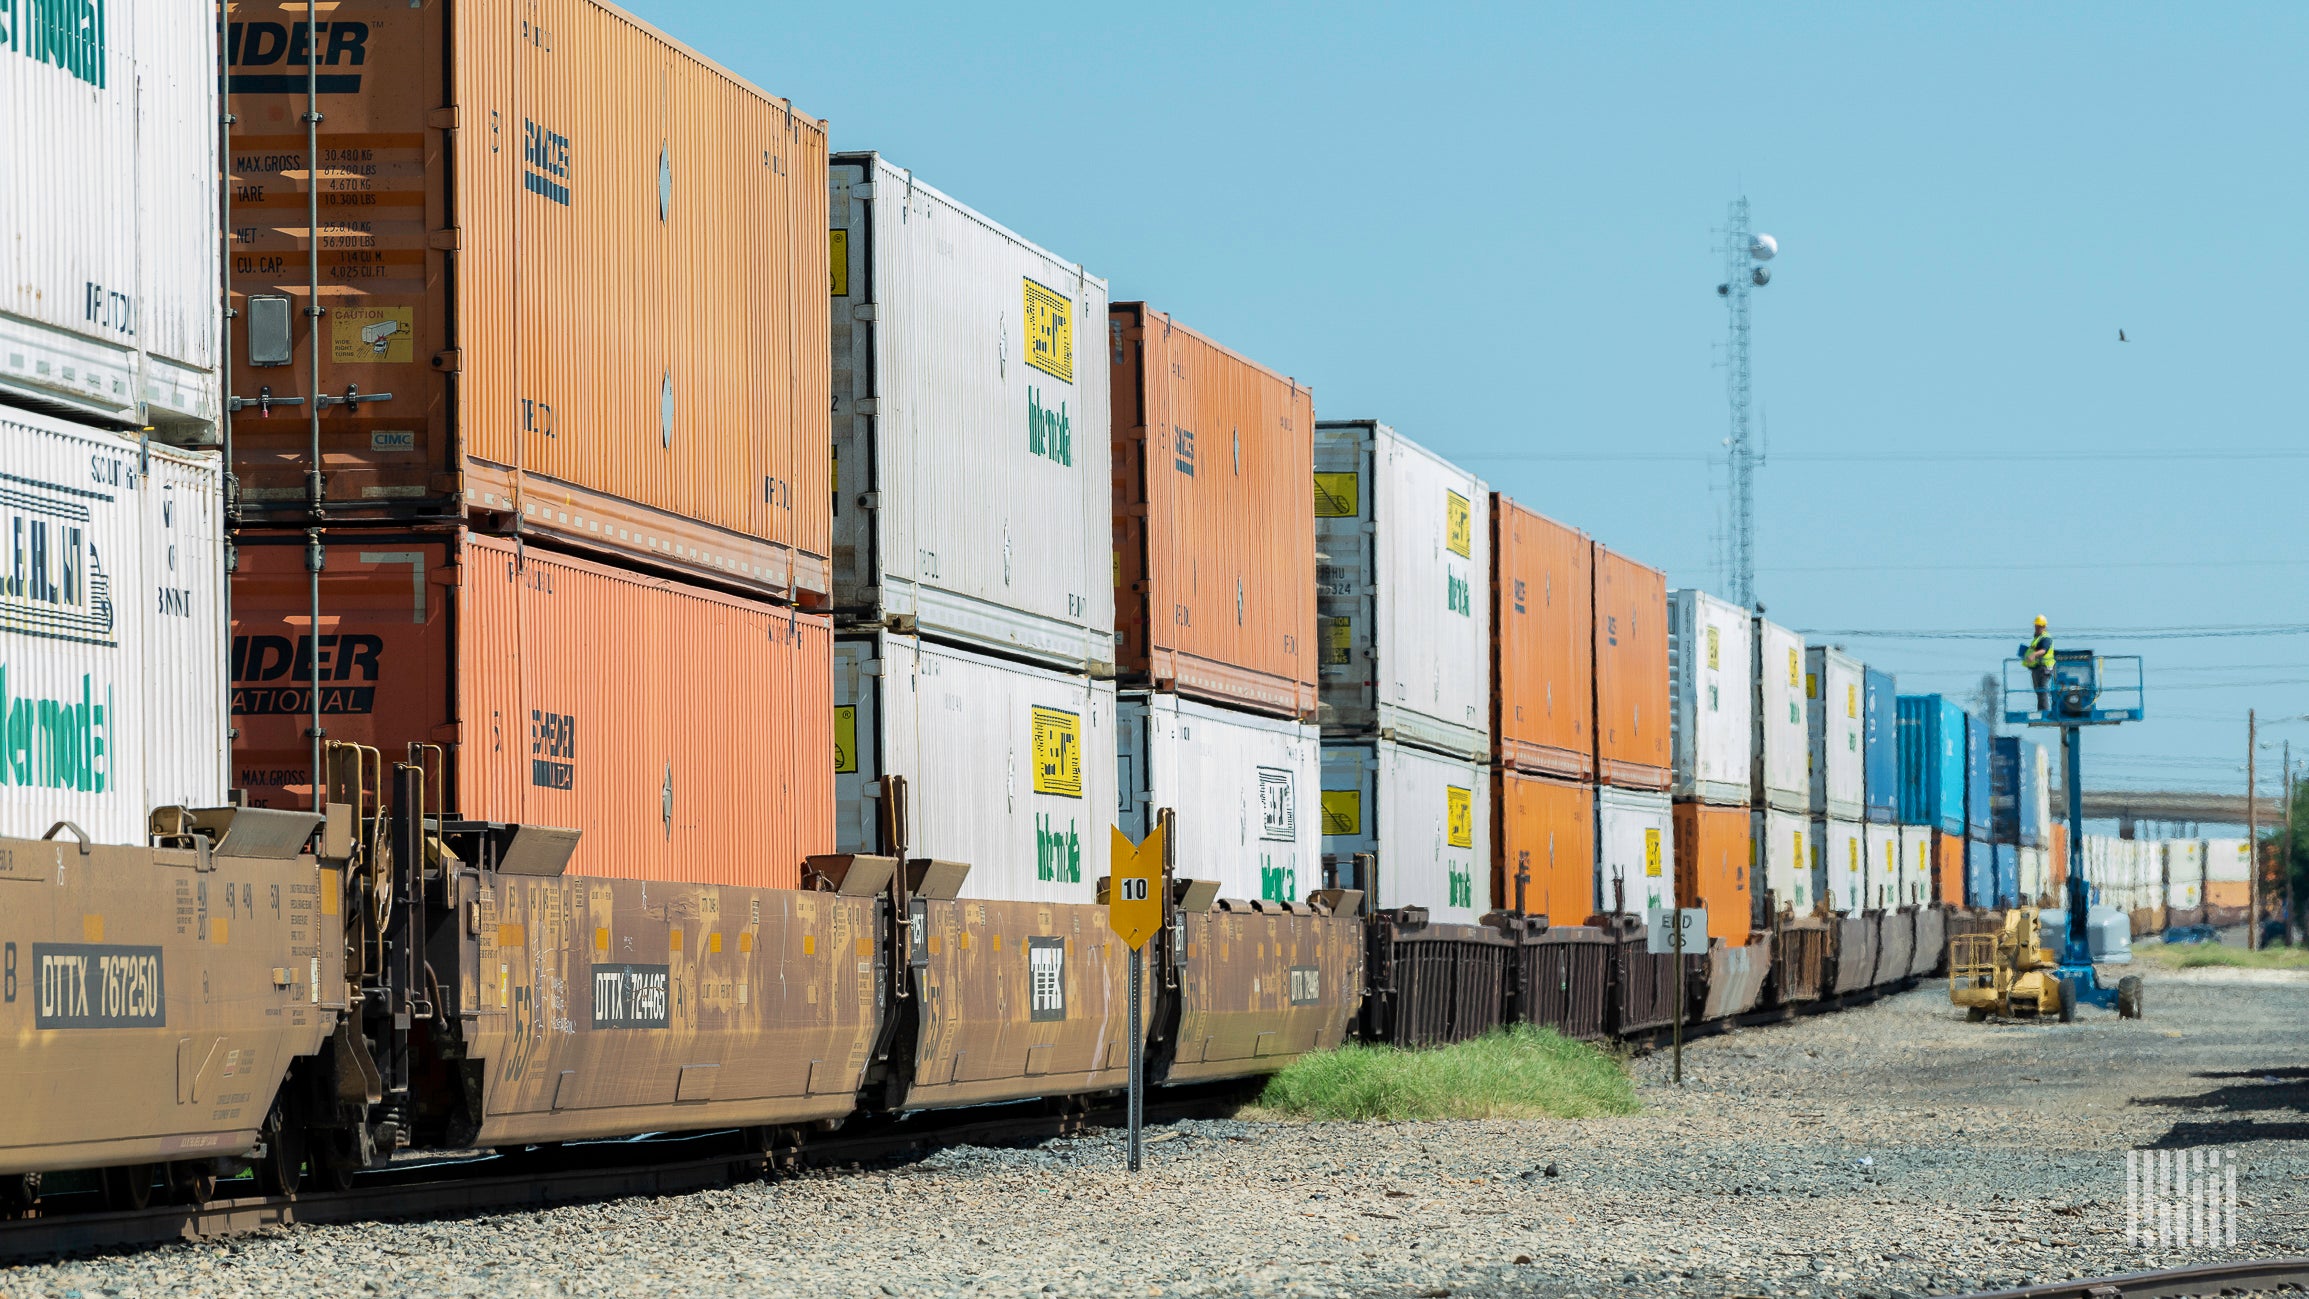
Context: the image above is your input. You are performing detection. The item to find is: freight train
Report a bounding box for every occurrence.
[4,0,2053,1218]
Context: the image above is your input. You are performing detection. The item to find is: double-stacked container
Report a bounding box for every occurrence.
[1595,548,1673,921]
[1964,714,1994,905]
[1806,646,1866,914]
[1863,820,1902,911]
[1862,668,1899,825]
[1489,499,1597,924]
[2165,840,2206,924]
[1665,590,1751,928]
[2205,838,2251,925]
[1316,422,1491,921]
[1751,614,1810,916]
[1897,694,1969,907]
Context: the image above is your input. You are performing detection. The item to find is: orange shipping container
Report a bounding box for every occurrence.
[1934,831,1966,907]
[1674,802,1752,946]
[1593,544,1669,789]
[1491,496,1593,779]
[1492,770,1596,925]
[2050,822,2069,885]
[2205,879,2251,909]
[1109,305,1316,717]
[225,0,830,600]
[230,532,832,887]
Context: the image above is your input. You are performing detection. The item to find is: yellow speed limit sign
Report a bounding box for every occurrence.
[1108,824,1166,951]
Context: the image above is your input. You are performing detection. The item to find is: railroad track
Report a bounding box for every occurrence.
[1954,1256,2309,1298]
[0,1082,1257,1263]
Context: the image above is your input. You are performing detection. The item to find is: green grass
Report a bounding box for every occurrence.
[2135,942,2309,971]
[1250,1026,1638,1122]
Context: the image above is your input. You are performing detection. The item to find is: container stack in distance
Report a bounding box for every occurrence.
[1897,694,1971,907]
[1752,611,1809,916]
[1593,548,1674,923]
[1806,646,1866,914]
[1665,589,1752,940]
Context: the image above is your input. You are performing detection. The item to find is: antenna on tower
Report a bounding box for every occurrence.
[1714,198,1776,608]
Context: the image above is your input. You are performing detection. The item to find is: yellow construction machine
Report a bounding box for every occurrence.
[1949,908,2071,1022]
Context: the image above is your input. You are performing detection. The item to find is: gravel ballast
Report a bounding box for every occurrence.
[6,966,2305,1298]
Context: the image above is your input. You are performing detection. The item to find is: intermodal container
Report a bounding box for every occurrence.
[1111,304,1314,714]
[1492,769,1596,924]
[1861,667,1898,823]
[1319,739,1490,923]
[2020,846,2049,904]
[228,0,832,599]
[1990,842,2019,909]
[1863,820,1901,911]
[2031,740,2054,847]
[1965,713,1992,839]
[829,154,1113,669]
[1806,647,1864,820]
[2165,840,2205,911]
[233,531,832,885]
[1666,589,1751,805]
[4,0,219,436]
[2,408,227,842]
[1991,735,2049,847]
[1593,545,1669,790]
[2205,838,2251,912]
[1896,694,1966,834]
[2050,821,2069,887]
[1596,785,1674,917]
[1489,497,1593,779]
[1116,690,1318,905]
[836,631,1114,904]
[1964,838,1990,909]
[1933,830,1965,908]
[1314,421,1489,759]
[1818,816,1865,915]
[1898,824,1934,909]
[1673,801,1750,945]
[1752,615,1807,813]
[1753,805,1810,916]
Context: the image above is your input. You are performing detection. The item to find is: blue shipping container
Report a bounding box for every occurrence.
[1965,713,1992,838]
[1897,694,1967,834]
[1966,838,1993,909]
[1990,736,2046,847]
[1862,667,1898,824]
[1993,842,2019,908]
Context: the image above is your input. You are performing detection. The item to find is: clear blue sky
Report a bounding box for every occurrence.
[658,2,2306,814]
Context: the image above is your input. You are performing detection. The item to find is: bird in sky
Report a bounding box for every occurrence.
[2118,329,2128,342]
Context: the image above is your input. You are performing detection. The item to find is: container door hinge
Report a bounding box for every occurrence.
[432,349,463,373]
[429,228,462,250]
[852,397,879,416]
[851,302,880,323]
[426,106,460,130]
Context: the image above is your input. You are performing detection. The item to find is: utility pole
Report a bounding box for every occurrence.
[2246,709,2258,950]
[1715,199,1776,608]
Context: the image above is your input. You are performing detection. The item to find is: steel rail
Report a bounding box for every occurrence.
[1950,1256,2309,1299]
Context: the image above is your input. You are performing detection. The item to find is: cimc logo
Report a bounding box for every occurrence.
[224,20,369,94]
[523,118,572,206]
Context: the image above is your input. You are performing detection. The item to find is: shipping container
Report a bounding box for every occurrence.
[2032,740,2054,847]
[1314,421,1489,759]
[1492,769,1596,924]
[1898,824,1934,909]
[1863,820,1901,911]
[2166,840,2205,911]
[836,631,1113,904]
[1596,785,1674,917]
[228,0,832,600]
[1116,691,1318,905]
[1817,816,1865,915]
[1896,694,1966,834]
[1965,713,1993,839]
[1666,589,1751,805]
[1111,303,1314,715]
[1964,838,1991,910]
[1754,806,1810,916]
[1990,735,2051,847]
[1,408,227,842]
[1994,843,2021,908]
[1489,497,1593,779]
[3,0,219,436]
[234,530,832,885]
[2050,821,2069,887]
[1319,739,1490,924]
[1805,647,1864,820]
[1672,802,1750,945]
[1592,545,1670,790]
[1934,830,1966,908]
[1861,666,1898,824]
[2207,837,2252,884]
[2020,846,2049,905]
[1752,615,1807,813]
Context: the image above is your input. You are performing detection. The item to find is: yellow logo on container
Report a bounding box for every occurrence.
[1847,682,1858,719]
[1445,492,1471,558]
[1322,616,1353,666]
[1788,648,1801,688]
[1022,278,1072,382]
[834,706,857,775]
[1706,626,1720,671]
[1321,790,1361,836]
[1644,827,1662,877]
[1314,471,1359,518]
[331,306,413,365]
[1030,706,1082,798]
[1445,786,1473,849]
[830,229,849,296]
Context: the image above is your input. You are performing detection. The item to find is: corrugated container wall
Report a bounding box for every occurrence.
[2032,741,2053,849]
[1111,304,1313,715]
[1596,786,1674,917]
[1117,692,1319,905]
[1861,667,1898,823]
[1489,497,1593,779]
[229,0,832,599]
[1897,695,1966,834]
[3,0,219,436]
[1818,817,1864,914]
[1806,647,1864,820]
[1592,545,1669,789]
[2020,846,2048,904]
[232,532,832,886]
[2050,822,2069,887]
[1897,824,1932,909]
[1666,589,1752,805]
[1752,616,1807,812]
[837,632,1114,904]
[1674,802,1751,945]
[1964,713,1992,839]
[1991,736,2047,847]
[2,409,227,842]
[830,155,1112,668]
[1993,843,2019,908]
[1319,740,1490,924]
[1314,422,1489,759]
[1754,806,1810,915]
[1493,770,1596,924]
[2166,841,2204,911]
[1933,831,1965,908]
[1863,820,1900,911]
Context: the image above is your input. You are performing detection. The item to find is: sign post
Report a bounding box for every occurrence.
[1108,823,1166,1171]
[1647,906,1705,1085]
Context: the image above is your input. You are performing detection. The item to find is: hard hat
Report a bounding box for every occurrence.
[2034,615,2047,627]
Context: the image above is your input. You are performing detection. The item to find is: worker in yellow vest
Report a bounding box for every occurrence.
[2023,616,2055,712]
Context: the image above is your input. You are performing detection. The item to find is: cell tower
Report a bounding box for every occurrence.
[1715,198,1776,608]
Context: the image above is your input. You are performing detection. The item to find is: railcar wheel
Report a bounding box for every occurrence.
[257,1099,307,1197]
[102,1164,157,1211]
[1,1173,38,1219]
[170,1161,217,1207]
[310,1129,362,1193]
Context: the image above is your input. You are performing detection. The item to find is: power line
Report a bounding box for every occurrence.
[1800,623,2309,642]
[1450,448,2309,465]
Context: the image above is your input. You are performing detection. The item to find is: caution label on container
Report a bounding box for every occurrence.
[1314,472,1359,518]
[1445,491,1471,558]
[1446,786,1473,849]
[1022,278,1072,382]
[1322,616,1352,666]
[834,706,857,774]
[330,305,413,365]
[1321,790,1361,836]
[1030,706,1082,798]
[1788,648,1801,687]
[1645,827,1662,877]
[830,229,849,296]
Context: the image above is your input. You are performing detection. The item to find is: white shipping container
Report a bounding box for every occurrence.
[829,155,1114,674]
[1816,816,1864,914]
[1117,691,1319,906]
[2166,840,2204,910]
[1318,739,1489,923]
[1596,785,1674,918]
[1,407,226,842]
[1753,616,1807,812]
[1863,820,1901,911]
[2019,846,2048,905]
[1667,589,1752,804]
[2,0,219,435]
[1314,421,1490,760]
[1805,646,1864,819]
[835,632,1115,904]
[1898,824,1933,909]
[2206,838,2251,883]
[1754,806,1809,914]
[2031,742,2054,849]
